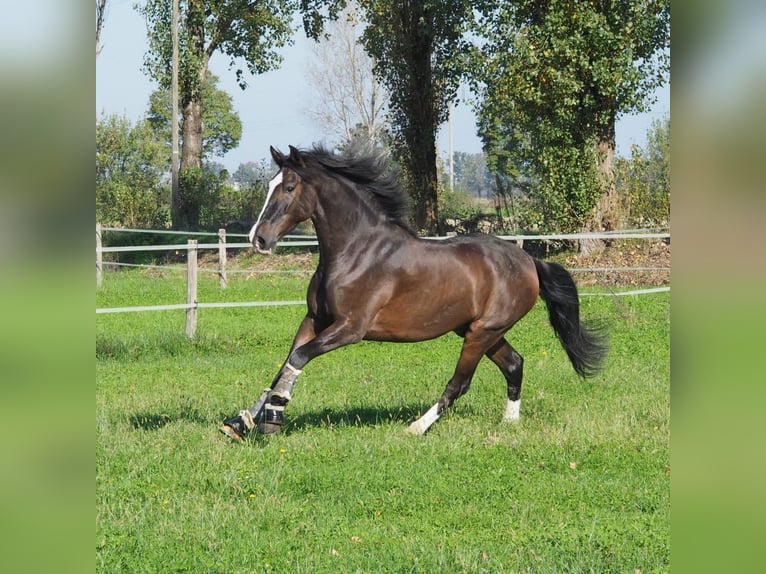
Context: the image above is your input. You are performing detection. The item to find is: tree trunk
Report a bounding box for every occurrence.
[405,121,439,234]
[401,3,440,235]
[580,118,620,257]
[174,0,206,230]
[175,97,204,230]
[181,98,203,171]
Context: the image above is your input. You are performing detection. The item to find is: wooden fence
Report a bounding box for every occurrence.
[96,223,316,289]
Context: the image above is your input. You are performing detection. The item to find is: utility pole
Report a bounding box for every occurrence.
[171,0,180,228]
[448,103,454,193]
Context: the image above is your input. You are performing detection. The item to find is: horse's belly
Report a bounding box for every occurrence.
[364,299,471,343]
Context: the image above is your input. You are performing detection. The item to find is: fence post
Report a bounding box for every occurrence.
[218,228,227,289]
[186,239,198,339]
[96,223,103,287]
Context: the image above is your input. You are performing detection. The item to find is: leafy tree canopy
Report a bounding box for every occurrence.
[475,0,670,232]
[139,0,297,93]
[96,113,169,228]
[147,72,242,160]
[359,0,475,232]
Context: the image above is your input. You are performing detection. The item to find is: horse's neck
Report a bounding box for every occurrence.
[311,185,395,263]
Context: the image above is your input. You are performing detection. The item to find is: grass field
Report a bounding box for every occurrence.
[97,265,669,573]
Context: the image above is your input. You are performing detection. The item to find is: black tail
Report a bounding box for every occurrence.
[533,259,608,377]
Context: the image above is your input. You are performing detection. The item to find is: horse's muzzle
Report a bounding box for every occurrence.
[254,234,275,255]
[250,222,275,254]
[253,235,274,255]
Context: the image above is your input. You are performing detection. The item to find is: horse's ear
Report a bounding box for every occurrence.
[270,146,285,167]
[288,145,305,167]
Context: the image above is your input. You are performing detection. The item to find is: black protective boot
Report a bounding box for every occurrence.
[258,403,285,435]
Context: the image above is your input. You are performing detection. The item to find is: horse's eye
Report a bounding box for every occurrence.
[285,184,295,193]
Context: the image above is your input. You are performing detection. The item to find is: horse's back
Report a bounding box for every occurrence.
[362,233,539,342]
[424,234,537,284]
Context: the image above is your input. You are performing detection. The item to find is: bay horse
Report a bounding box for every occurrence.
[220,145,606,440]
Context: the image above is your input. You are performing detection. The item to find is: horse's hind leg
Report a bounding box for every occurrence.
[407,330,500,435]
[485,338,524,422]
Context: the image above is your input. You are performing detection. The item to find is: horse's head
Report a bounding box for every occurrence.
[249,145,317,254]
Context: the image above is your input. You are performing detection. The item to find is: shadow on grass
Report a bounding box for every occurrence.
[286,403,432,433]
[129,402,435,443]
[213,402,434,445]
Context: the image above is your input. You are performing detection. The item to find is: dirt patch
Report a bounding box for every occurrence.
[565,240,670,287]
[198,249,316,272]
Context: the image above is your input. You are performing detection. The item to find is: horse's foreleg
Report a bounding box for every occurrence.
[258,361,303,435]
[219,386,272,441]
[485,338,524,422]
[257,319,364,434]
[220,315,319,440]
[287,318,364,369]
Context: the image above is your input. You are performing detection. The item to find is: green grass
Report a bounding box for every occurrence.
[97,268,669,573]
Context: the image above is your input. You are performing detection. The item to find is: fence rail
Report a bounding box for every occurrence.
[96,300,308,315]
[99,225,669,243]
[97,241,317,253]
[96,224,670,338]
[96,222,315,289]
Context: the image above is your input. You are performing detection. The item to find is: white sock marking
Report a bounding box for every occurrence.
[503,398,521,422]
[249,171,283,243]
[407,403,440,435]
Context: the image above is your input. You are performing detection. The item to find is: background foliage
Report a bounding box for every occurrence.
[475,0,670,233]
[97,0,669,236]
[358,0,474,233]
[139,0,295,228]
[616,115,670,228]
[147,72,242,161]
[96,113,169,228]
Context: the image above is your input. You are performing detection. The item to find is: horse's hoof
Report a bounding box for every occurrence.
[220,423,243,441]
[220,416,247,441]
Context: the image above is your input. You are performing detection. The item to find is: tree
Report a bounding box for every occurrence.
[139,0,295,227]
[230,160,272,223]
[305,4,389,149]
[616,114,669,228]
[145,72,242,229]
[452,152,492,199]
[146,72,242,161]
[359,0,474,234]
[476,0,670,242]
[96,113,169,228]
[232,160,270,188]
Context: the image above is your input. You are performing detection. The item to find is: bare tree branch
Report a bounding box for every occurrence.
[304,4,389,148]
[96,0,108,56]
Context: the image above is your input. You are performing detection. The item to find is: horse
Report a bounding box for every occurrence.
[220,145,606,440]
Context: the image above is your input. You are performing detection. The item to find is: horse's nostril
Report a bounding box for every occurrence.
[256,236,266,249]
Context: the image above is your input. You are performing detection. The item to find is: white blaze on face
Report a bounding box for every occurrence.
[248,171,283,243]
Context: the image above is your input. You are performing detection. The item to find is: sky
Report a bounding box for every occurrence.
[96,0,670,173]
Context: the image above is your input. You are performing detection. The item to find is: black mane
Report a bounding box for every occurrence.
[288,145,413,230]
